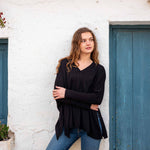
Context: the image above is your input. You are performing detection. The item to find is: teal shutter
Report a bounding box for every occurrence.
[110,26,150,150]
[0,39,8,124]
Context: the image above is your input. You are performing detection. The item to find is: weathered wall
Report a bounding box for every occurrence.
[0,0,150,149]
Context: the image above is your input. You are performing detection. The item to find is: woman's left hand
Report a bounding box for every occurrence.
[90,104,99,111]
[53,86,66,100]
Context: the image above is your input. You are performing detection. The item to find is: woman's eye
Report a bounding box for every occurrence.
[81,39,86,43]
[90,38,94,42]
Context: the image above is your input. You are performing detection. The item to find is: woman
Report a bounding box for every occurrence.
[46,27,108,150]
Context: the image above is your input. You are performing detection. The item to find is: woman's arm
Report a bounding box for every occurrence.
[54,86,98,111]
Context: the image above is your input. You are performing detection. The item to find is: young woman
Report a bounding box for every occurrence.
[46,27,108,150]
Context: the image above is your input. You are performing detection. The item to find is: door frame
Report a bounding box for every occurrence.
[109,25,150,150]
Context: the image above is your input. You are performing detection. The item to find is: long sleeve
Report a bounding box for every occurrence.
[54,60,91,110]
[65,66,106,105]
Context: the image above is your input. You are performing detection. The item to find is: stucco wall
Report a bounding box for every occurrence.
[0,0,150,149]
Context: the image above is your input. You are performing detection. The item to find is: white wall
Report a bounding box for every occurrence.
[0,0,150,149]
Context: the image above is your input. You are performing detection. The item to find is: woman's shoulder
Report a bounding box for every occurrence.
[95,63,105,71]
[59,58,68,67]
[61,58,68,64]
[95,63,106,76]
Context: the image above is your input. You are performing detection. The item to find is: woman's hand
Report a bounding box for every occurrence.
[53,86,66,100]
[90,104,99,111]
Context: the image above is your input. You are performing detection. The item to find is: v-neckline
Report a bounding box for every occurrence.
[77,61,94,72]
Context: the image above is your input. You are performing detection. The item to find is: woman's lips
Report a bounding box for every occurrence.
[86,47,92,50]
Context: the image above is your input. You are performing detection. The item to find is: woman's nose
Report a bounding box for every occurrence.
[86,40,91,45]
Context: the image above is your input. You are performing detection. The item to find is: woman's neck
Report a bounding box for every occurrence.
[78,53,92,63]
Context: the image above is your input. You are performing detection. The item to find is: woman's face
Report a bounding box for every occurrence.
[80,32,94,55]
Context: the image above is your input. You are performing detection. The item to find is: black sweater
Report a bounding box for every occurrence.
[54,58,108,139]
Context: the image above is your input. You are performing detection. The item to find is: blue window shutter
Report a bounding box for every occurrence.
[0,39,8,124]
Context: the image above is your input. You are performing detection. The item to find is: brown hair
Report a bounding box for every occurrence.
[56,27,99,73]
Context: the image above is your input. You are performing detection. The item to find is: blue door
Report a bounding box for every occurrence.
[0,39,8,124]
[109,26,150,150]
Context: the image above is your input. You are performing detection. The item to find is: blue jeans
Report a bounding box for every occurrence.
[46,113,103,150]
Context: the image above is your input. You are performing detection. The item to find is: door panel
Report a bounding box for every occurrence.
[132,32,150,150]
[110,26,150,150]
[116,32,133,150]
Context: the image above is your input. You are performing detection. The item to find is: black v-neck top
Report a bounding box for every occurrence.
[54,58,108,139]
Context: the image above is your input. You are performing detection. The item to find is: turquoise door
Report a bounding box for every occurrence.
[0,39,8,124]
[109,26,150,150]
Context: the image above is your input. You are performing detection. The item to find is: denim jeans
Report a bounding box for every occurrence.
[46,112,103,150]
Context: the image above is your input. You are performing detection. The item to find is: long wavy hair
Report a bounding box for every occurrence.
[56,27,99,73]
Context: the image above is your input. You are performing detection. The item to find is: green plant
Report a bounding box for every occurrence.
[0,121,9,141]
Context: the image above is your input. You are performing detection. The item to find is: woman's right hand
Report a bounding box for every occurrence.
[90,104,99,111]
